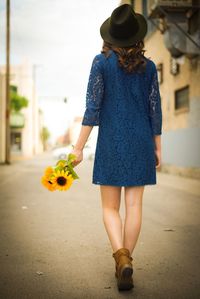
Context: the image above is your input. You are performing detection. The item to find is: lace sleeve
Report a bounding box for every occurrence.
[148,62,162,135]
[81,55,104,126]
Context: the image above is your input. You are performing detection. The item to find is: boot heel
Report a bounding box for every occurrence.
[112,247,134,291]
[118,264,134,291]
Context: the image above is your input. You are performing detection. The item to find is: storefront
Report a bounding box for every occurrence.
[10,112,25,154]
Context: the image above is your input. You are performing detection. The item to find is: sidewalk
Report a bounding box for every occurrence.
[157,170,200,197]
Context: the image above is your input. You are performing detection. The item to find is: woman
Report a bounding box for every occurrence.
[70,4,162,291]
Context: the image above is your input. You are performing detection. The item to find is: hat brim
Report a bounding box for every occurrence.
[100,13,148,47]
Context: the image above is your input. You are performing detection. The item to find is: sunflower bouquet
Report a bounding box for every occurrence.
[41,153,79,191]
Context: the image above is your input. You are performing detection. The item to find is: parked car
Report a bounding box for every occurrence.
[52,144,95,161]
[52,145,72,160]
[83,145,95,160]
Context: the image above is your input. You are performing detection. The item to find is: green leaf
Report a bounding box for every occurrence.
[56,159,67,166]
[66,164,79,180]
[67,153,77,164]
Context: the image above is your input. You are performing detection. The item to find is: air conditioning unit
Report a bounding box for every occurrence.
[147,1,200,58]
[148,0,193,18]
[163,21,200,58]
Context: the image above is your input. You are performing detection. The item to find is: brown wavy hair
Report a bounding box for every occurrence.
[101,40,147,73]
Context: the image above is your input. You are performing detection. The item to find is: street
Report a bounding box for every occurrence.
[0,152,200,299]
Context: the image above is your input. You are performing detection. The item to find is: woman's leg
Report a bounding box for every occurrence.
[100,185,123,253]
[123,186,145,256]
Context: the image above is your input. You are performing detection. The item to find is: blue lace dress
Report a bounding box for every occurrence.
[81,50,162,186]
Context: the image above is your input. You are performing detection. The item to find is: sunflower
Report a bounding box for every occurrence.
[44,166,54,178]
[41,176,56,192]
[51,169,74,191]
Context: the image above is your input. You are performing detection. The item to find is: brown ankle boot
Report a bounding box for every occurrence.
[112,247,134,291]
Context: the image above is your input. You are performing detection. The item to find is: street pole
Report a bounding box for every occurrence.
[5,0,10,164]
[32,64,42,155]
[32,65,36,155]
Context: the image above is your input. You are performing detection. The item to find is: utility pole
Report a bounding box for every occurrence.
[5,0,10,164]
[32,64,37,155]
[32,64,42,155]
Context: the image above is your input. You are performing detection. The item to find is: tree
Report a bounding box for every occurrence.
[41,126,51,150]
[10,90,29,112]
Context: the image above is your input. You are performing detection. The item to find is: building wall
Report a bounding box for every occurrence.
[0,73,6,163]
[0,60,43,162]
[120,0,200,178]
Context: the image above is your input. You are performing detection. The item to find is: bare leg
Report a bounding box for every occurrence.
[123,186,145,256]
[100,185,123,252]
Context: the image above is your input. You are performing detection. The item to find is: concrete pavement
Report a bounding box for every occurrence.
[0,152,199,299]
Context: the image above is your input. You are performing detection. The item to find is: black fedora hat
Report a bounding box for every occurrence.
[100,4,148,47]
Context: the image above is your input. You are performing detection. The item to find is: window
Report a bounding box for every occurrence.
[175,86,189,111]
[10,132,22,152]
[157,63,163,84]
[130,0,135,8]
[170,57,180,76]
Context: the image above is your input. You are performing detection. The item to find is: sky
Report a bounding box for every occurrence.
[0,0,119,143]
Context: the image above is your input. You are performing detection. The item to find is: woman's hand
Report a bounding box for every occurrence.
[70,147,83,167]
[155,149,161,168]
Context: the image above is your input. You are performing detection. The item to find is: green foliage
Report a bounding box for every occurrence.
[10,90,29,112]
[41,126,50,142]
[41,126,51,151]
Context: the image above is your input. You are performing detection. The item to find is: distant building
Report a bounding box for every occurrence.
[56,130,70,147]
[120,0,200,179]
[0,60,44,162]
[69,116,98,150]
[69,116,85,146]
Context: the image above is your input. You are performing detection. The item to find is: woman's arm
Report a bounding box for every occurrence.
[74,125,93,150]
[69,55,104,167]
[70,125,93,167]
[154,135,161,168]
[154,135,161,151]
[148,61,162,169]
